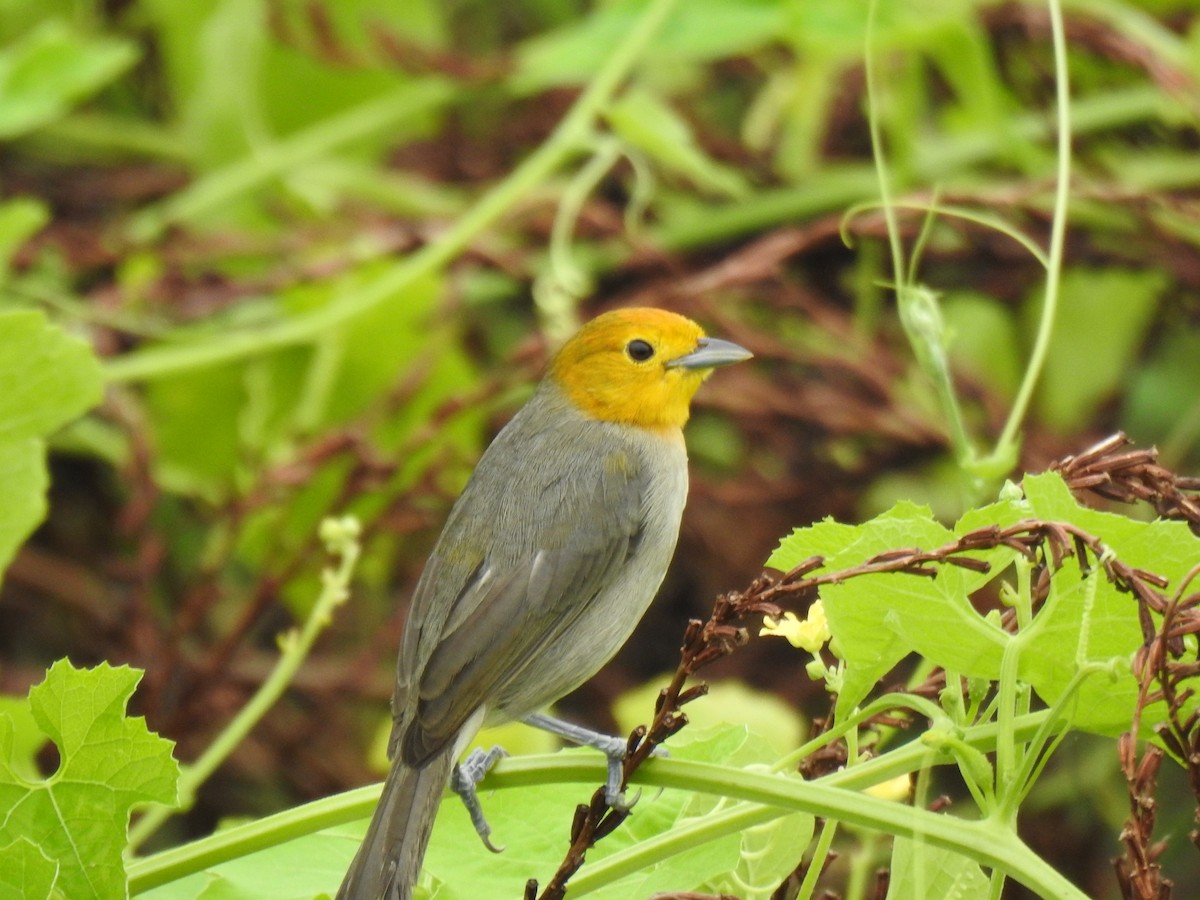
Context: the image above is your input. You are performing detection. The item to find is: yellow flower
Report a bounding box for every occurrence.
[759,600,830,653]
[864,774,912,802]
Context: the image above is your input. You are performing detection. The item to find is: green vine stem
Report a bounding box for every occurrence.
[127,710,1062,895]
[860,0,1074,484]
[988,0,1073,466]
[128,720,1083,899]
[124,80,455,243]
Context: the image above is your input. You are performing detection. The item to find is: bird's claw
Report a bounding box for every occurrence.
[603,743,669,808]
[522,713,671,811]
[450,746,508,852]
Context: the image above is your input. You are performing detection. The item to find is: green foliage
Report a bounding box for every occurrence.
[1029,268,1166,434]
[0,837,60,900]
[887,838,989,899]
[0,661,179,900]
[137,726,813,900]
[0,198,49,284]
[771,499,1011,720]
[0,20,137,139]
[514,0,784,93]
[2,0,1199,897]
[769,473,1200,735]
[0,310,104,577]
[121,470,1188,900]
[605,89,751,198]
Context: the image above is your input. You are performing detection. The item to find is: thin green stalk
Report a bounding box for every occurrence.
[106,0,681,384]
[537,134,625,341]
[632,758,1084,899]
[864,1,975,469]
[841,200,1051,269]
[776,692,946,775]
[1013,555,1034,631]
[126,516,361,851]
[126,80,454,242]
[987,869,1007,900]
[797,818,840,900]
[568,800,785,895]
[863,1,906,290]
[128,787,377,894]
[991,0,1072,460]
[993,630,1031,824]
[993,561,1034,815]
[844,831,883,900]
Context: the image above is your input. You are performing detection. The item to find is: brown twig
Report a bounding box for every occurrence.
[1052,432,1200,533]
[1051,433,1200,900]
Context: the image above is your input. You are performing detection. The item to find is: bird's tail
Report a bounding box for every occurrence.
[337,746,455,900]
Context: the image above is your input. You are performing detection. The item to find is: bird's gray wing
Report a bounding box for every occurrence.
[394,442,648,768]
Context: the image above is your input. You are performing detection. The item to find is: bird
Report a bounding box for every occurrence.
[337,306,751,899]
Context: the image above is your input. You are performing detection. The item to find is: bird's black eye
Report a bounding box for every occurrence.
[626,339,655,362]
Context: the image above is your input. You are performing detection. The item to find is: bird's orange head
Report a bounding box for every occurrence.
[549,307,751,431]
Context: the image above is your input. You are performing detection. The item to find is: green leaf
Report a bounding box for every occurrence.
[605,89,750,198]
[0,20,138,139]
[421,726,792,899]
[0,310,104,577]
[769,474,1200,737]
[1018,473,1200,734]
[0,661,180,900]
[1028,268,1165,433]
[0,697,41,782]
[770,502,1015,715]
[697,765,812,900]
[138,825,355,899]
[515,0,785,92]
[0,839,60,900]
[0,197,49,284]
[887,838,989,899]
[613,678,806,756]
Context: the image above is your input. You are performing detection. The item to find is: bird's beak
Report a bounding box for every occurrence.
[666,336,753,370]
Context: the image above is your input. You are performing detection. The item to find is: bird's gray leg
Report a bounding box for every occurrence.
[449,746,507,852]
[522,713,667,809]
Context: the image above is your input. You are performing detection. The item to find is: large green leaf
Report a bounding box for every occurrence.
[770,473,1200,735]
[887,838,989,900]
[1018,473,1200,735]
[0,662,179,900]
[769,501,1016,716]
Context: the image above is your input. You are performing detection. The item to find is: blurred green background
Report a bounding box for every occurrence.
[1,0,1199,896]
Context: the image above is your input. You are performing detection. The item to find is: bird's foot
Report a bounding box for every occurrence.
[450,746,508,852]
[522,713,668,810]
